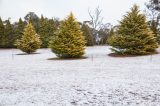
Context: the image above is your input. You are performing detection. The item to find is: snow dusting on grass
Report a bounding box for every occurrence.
[0,46,160,106]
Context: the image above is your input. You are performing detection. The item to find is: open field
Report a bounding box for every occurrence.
[0,46,160,106]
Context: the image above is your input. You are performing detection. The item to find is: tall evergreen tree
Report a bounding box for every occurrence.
[38,15,54,48]
[49,13,85,58]
[108,5,158,55]
[81,23,94,46]
[4,19,14,48]
[0,17,5,47]
[15,18,25,40]
[15,23,42,54]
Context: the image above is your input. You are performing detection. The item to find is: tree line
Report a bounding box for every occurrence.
[0,10,112,48]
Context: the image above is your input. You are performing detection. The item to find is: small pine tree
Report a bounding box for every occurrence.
[15,23,42,54]
[108,5,158,55]
[0,17,5,48]
[49,13,85,58]
[81,23,94,46]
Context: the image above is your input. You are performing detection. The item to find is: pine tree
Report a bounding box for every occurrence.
[4,20,14,48]
[49,13,85,58]
[0,17,5,47]
[81,23,94,46]
[108,5,158,55]
[38,15,54,48]
[15,23,42,54]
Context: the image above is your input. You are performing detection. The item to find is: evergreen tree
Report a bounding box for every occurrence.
[15,18,25,40]
[15,23,42,54]
[4,19,14,48]
[0,17,5,47]
[49,13,85,58]
[38,15,54,48]
[108,5,158,55]
[81,23,94,46]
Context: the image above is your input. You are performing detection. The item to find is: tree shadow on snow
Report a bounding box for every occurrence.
[108,52,159,58]
[16,53,40,55]
[48,56,88,60]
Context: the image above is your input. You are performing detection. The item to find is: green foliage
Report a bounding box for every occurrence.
[81,23,94,46]
[108,5,158,55]
[38,16,56,48]
[0,17,5,47]
[15,23,42,54]
[49,13,85,58]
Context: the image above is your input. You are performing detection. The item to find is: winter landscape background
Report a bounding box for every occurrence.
[1,0,160,106]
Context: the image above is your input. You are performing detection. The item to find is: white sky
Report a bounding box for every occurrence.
[0,0,147,25]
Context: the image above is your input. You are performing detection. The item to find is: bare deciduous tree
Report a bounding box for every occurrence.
[88,6,103,30]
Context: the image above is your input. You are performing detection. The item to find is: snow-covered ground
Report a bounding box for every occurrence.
[0,46,160,106]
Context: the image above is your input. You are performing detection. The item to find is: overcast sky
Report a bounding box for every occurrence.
[0,0,147,25]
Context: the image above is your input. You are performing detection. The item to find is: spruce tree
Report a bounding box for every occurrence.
[49,13,85,58]
[15,23,42,54]
[108,5,158,55]
[81,23,94,46]
[0,17,5,48]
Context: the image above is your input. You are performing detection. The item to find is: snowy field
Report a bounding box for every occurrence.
[0,46,160,106]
